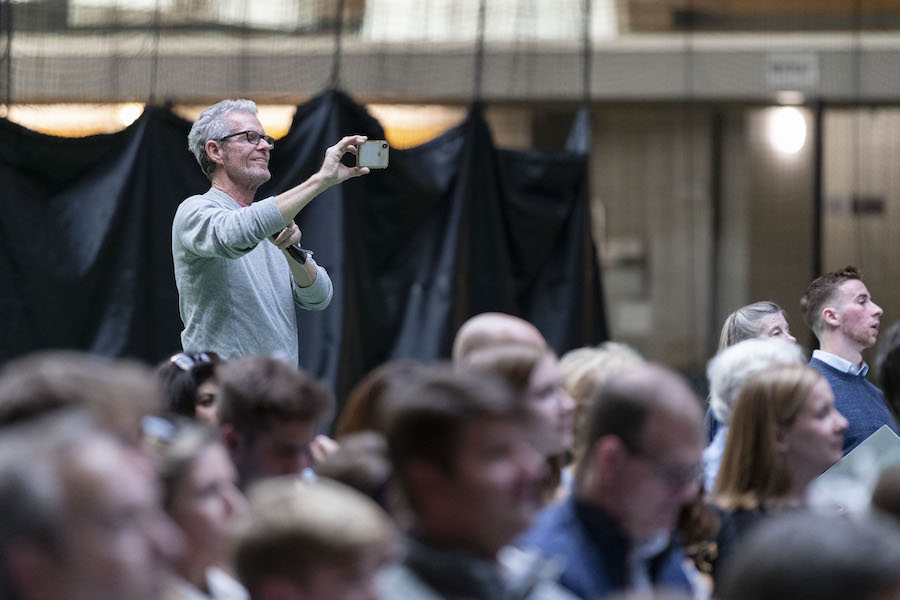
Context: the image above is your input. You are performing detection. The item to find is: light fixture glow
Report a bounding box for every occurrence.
[118,103,144,128]
[767,107,807,155]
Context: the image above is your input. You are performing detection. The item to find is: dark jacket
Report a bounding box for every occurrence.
[518,497,694,599]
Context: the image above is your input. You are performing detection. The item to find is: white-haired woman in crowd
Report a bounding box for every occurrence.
[703,338,806,491]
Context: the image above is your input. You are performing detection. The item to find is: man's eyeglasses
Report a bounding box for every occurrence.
[169,352,219,372]
[625,443,703,489]
[218,130,275,149]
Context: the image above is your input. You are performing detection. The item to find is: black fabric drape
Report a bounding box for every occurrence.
[1,90,606,402]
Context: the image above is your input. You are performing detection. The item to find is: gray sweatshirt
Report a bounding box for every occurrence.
[172,188,333,365]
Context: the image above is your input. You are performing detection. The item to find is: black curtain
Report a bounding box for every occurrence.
[0,90,606,401]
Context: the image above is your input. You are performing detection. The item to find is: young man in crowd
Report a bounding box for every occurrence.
[378,366,577,600]
[217,356,334,488]
[801,265,897,453]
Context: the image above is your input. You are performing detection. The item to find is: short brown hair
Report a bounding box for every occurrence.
[714,365,823,511]
[217,357,333,442]
[459,343,546,397]
[385,365,525,500]
[800,265,862,335]
[233,477,393,595]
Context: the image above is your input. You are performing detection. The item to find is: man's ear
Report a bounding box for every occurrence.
[586,435,628,487]
[205,139,225,167]
[593,435,627,471]
[821,305,840,328]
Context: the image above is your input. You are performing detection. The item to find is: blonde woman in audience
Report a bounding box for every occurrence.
[702,338,806,491]
[157,421,249,600]
[712,364,848,569]
[461,343,575,503]
[708,301,797,441]
[558,342,643,468]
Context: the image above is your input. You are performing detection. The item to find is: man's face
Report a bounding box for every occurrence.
[56,438,184,600]
[237,419,318,486]
[421,417,545,556]
[216,111,272,189]
[832,279,883,350]
[611,410,704,543]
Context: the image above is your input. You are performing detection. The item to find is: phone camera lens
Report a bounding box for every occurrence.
[382,143,388,148]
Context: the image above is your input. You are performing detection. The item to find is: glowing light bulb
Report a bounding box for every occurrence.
[767,106,807,155]
[118,103,144,128]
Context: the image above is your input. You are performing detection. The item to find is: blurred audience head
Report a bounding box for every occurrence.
[707,338,806,426]
[334,360,421,438]
[461,343,575,457]
[315,431,392,509]
[871,462,900,522]
[718,301,795,351]
[234,477,394,600]
[217,357,334,487]
[0,410,183,600]
[153,419,246,591]
[385,365,544,558]
[451,312,547,365]
[800,266,862,341]
[0,350,165,447]
[718,512,900,600]
[876,321,900,419]
[156,351,223,425]
[576,363,704,544]
[714,365,847,510]
[558,343,644,467]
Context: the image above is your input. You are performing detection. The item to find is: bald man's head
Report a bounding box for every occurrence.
[452,313,547,364]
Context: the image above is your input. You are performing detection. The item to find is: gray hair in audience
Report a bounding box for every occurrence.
[718,301,787,351]
[707,338,806,425]
[718,512,900,600]
[0,410,94,600]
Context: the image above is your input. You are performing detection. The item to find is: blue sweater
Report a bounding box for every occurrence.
[809,358,899,454]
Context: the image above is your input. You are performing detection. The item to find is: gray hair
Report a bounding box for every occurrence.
[0,411,96,600]
[718,301,786,351]
[187,99,259,181]
[707,338,805,424]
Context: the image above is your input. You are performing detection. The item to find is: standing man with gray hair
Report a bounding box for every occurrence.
[174,99,369,364]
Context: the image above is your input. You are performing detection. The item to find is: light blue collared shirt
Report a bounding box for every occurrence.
[812,349,869,377]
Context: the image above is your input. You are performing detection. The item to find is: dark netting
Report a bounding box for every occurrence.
[0,90,606,402]
[0,0,601,104]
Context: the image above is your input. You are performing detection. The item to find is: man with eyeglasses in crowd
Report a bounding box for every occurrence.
[518,363,705,599]
[174,99,370,365]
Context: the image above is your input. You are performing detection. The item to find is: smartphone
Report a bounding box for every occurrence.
[357,140,390,169]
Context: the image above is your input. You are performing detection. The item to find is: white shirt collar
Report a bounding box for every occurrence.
[812,349,869,376]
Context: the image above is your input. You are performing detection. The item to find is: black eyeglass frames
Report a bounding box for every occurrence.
[218,130,275,148]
